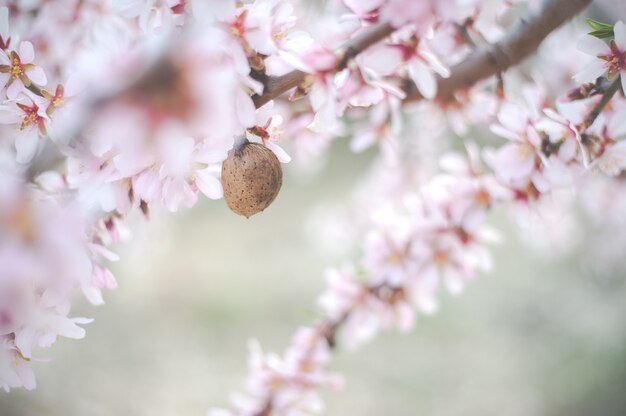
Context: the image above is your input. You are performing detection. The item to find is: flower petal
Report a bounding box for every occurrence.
[573,60,605,84]
[26,66,47,86]
[0,7,8,41]
[6,78,24,100]
[408,61,436,100]
[15,130,39,163]
[0,72,9,89]
[196,169,223,199]
[236,89,255,128]
[15,327,36,359]
[494,143,535,181]
[18,41,35,64]
[265,141,291,163]
[490,124,521,142]
[614,21,626,49]
[0,105,20,123]
[577,34,608,56]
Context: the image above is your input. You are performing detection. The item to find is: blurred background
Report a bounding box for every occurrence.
[1,140,626,416]
[3,1,626,415]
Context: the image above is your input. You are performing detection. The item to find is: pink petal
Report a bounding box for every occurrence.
[15,359,36,390]
[236,89,255,128]
[133,170,161,201]
[498,102,527,132]
[614,21,626,50]
[577,35,608,56]
[82,285,104,306]
[245,30,274,56]
[573,60,606,84]
[26,66,47,86]
[15,130,39,163]
[196,169,223,199]
[0,72,8,90]
[0,7,8,41]
[265,141,291,163]
[6,78,24,100]
[421,51,449,77]
[343,0,384,15]
[0,105,20,123]
[409,61,436,100]
[14,328,36,359]
[308,100,336,132]
[359,45,404,76]
[490,124,520,142]
[494,143,535,181]
[18,41,35,64]
[350,130,376,153]
[50,316,86,339]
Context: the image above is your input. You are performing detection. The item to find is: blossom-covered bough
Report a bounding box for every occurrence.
[1,0,626,414]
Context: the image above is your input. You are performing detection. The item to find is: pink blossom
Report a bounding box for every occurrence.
[157,130,230,212]
[0,339,35,391]
[0,41,47,100]
[343,0,384,19]
[117,0,186,33]
[596,150,625,175]
[574,21,626,95]
[380,0,453,33]
[213,327,342,415]
[377,29,449,100]
[0,174,115,390]
[249,102,292,163]
[0,90,49,163]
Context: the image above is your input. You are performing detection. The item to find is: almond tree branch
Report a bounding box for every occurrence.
[251,22,395,108]
[27,0,591,181]
[253,0,592,109]
[407,0,592,102]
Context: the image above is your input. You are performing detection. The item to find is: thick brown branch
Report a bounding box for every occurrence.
[252,22,395,108]
[254,0,592,109]
[406,0,592,102]
[252,69,307,108]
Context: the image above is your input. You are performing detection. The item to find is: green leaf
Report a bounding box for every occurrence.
[589,29,614,39]
[586,19,615,39]
[586,18,614,32]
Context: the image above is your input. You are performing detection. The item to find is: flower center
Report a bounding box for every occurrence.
[600,40,626,79]
[434,251,449,266]
[17,103,43,131]
[474,188,491,207]
[518,143,533,159]
[9,57,23,80]
[23,113,37,128]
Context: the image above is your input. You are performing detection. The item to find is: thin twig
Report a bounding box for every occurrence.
[582,77,621,131]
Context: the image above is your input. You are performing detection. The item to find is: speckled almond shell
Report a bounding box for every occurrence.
[221,142,283,218]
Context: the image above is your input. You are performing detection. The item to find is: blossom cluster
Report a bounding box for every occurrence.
[0,171,118,391]
[213,15,626,415]
[0,0,302,390]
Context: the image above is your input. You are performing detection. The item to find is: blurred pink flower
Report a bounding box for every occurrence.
[0,41,47,99]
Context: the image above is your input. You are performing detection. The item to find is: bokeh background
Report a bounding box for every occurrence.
[2,141,626,416]
[3,1,626,415]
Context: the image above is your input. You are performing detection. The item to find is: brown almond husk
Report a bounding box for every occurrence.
[221,142,283,218]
